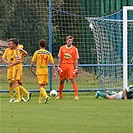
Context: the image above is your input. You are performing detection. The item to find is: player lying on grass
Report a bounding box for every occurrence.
[95,85,133,100]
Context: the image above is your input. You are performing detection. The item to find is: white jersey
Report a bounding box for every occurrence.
[116,85,133,99]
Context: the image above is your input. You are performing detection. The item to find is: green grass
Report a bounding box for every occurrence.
[0,67,133,133]
[0,93,133,133]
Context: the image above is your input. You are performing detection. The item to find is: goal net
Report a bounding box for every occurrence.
[86,6,133,91]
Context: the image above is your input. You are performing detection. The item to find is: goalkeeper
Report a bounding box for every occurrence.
[56,36,79,100]
[95,85,133,100]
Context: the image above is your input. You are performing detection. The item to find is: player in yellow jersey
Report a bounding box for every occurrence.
[30,39,56,104]
[2,42,27,102]
[2,42,15,102]
[15,44,27,102]
[6,38,32,102]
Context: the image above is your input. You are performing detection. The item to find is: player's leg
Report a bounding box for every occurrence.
[19,85,31,102]
[19,85,29,95]
[95,91,117,99]
[106,95,117,99]
[95,91,106,98]
[40,86,50,104]
[56,64,66,99]
[55,80,65,99]
[18,81,26,102]
[14,83,30,102]
[8,81,14,102]
[37,75,48,98]
[69,64,79,100]
[71,79,79,100]
[39,86,48,98]
[106,90,117,95]
[37,75,45,102]
[13,80,21,102]
[15,69,31,102]
[39,92,43,103]
[7,69,14,102]
[12,69,21,102]
[37,75,50,104]
[19,69,31,102]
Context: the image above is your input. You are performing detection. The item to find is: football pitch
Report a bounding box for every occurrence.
[0,93,133,133]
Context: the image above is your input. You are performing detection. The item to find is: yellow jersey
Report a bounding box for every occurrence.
[12,45,24,70]
[2,48,14,80]
[2,48,14,63]
[32,49,54,75]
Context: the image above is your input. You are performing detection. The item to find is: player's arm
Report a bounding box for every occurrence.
[58,57,62,67]
[49,54,57,78]
[17,47,28,57]
[123,88,127,100]
[74,59,78,69]
[57,57,63,75]
[6,59,20,68]
[74,47,79,69]
[6,52,21,68]
[30,61,35,72]
[57,46,63,67]
[73,59,78,76]
[30,52,37,72]
[51,63,57,79]
[57,47,63,75]
[73,47,79,76]
[2,50,10,64]
[2,57,10,65]
[22,49,28,56]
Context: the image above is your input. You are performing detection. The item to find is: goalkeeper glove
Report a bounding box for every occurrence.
[58,66,62,75]
[73,68,78,76]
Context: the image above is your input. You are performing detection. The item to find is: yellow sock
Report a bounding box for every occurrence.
[39,92,43,102]
[40,87,48,99]
[19,85,29,95]
[14,86,21,100]
[8,86,14,99]
[20,89,23,99]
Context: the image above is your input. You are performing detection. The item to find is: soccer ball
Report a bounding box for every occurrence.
[50,90,58,97]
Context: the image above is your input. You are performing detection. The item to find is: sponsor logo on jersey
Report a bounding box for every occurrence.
[38,51,50,55]
[64,53,71,59]
[40,66,47,68]
[10,58,13,61]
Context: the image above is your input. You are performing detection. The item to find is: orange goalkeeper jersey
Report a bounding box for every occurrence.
[58,45,79,64]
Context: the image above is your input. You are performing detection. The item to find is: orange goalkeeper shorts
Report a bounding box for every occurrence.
[60,63,76,80]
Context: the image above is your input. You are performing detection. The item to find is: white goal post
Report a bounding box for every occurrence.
[123,6,133,90]
[86,6,133,91]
